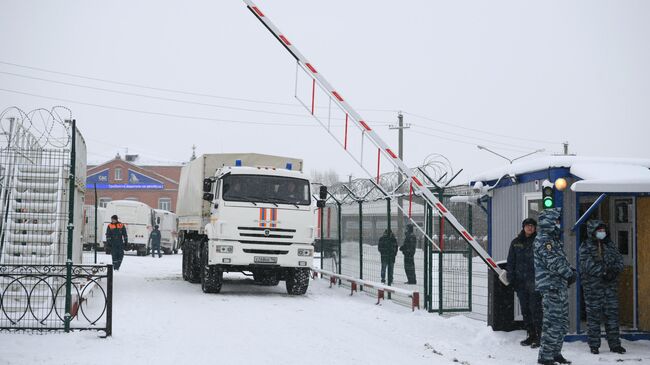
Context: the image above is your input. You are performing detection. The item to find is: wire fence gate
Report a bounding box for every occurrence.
[0,107,112,336]
[316,179,488,314]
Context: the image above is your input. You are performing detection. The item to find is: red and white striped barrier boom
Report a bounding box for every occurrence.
[243,1,509,285]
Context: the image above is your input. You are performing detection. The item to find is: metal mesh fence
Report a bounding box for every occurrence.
[0,109,108,333]
[318,185,488,313]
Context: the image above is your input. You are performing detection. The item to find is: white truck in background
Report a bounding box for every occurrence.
[153,209,179,254]
[177,153,315,295]
[82,205,106,251]
[103,200,155,256]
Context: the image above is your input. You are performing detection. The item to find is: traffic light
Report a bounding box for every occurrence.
[317,185,328,208]
[542,180,554,209]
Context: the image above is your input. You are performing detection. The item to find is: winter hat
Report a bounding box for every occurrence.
[522,218,537,228]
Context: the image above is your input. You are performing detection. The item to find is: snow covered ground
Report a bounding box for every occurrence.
[1,252,648,365]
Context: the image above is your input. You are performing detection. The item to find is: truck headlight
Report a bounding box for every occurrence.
[216,245,233,253]
[297,249,313,257]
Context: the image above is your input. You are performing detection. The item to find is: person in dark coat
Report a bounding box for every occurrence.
[378,228,398,284]
[149,224,162,258]
[579,220,626,355]
[106,214,128,270]
[507,217,542,348]
[400,224,417,284]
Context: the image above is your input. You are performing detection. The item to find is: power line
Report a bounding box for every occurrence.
[0,70,398,126]
[410,124,536,150]
[0,87,324,127]
[0,60,303,107]
[0,60,396,113]
[0,70,323,119]
[410,129,534,153]
[403,111,561,146]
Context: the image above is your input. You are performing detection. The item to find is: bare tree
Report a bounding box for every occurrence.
[310,169,340,186]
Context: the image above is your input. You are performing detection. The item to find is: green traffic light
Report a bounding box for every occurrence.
[543,198,554,208]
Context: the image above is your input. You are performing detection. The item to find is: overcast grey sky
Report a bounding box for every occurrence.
[1,0,648,183]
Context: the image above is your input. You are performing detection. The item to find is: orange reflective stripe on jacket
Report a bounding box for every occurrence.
[108,223,124,229]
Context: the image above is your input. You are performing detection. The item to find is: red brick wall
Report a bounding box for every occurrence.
[85,159,181,212]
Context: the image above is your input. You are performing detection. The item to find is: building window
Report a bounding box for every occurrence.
[99,198,112,208]
[159,198,171,211]
[114,167,122,181]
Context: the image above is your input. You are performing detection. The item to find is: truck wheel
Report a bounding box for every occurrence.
[182,249,189,281]
[201,244,222,293]
[254,270,280,286]
[163,248,171,255]
[187,241,201,284]
[285,268,310,295]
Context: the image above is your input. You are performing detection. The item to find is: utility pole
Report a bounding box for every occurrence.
[563,141,569,155]
[389,112,411,241]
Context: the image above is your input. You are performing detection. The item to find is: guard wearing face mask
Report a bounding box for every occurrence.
[579,220,626,355]
[534,208,576,365]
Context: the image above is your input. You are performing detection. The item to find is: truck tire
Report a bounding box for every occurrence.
[162,248,171,255]
[187,241,201,284]
[285,268,310,295]
[201,243,223,293]
[254,270,280,286]
[182,248,189,281]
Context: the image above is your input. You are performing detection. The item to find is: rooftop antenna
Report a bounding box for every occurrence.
[477,145,545,164]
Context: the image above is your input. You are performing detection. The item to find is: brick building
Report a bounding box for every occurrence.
[85,154,183,212]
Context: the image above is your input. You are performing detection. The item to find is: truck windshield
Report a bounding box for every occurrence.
[221,175,311,206]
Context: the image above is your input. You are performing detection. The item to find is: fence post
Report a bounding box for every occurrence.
[94,183,98,264]
[425,203,433,311]
[320,205,324,270]
[105,264,113,337]
[467,204,473,312]
[64,119,76,332]
[438,192,444,315]
[358,200,363,289]
[337,202,342,276]
[386,197,392,296]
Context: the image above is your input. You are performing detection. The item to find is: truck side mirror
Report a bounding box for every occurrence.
[203,192,214,202]
[203,178,213,193]
[316,200,325,208]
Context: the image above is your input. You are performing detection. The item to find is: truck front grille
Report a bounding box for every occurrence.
[243,249,289,255]
[237,226,296,233]
[238,240,294,246]
[238,226,295,239]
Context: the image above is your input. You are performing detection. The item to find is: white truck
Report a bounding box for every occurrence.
[103,200,155,256]
[153,209,179,254]
[177,153,315,295]
[82,205,106,251]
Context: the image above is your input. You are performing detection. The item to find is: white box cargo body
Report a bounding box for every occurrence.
[153,209,178,254]
[103,200,154,255]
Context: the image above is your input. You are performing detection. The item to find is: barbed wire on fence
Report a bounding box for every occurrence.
[0,106,72,151]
